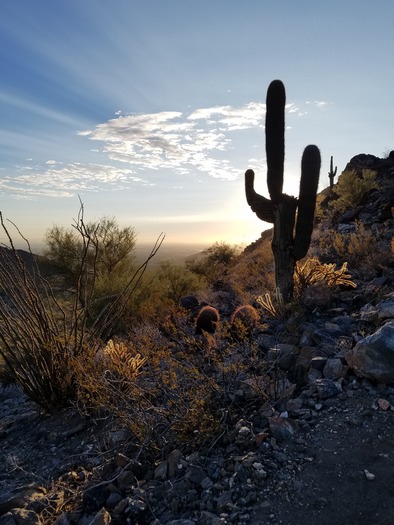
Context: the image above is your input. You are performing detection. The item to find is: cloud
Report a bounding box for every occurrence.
[2,98,331,200]
[79,103,267,181]
[0,163,148,199]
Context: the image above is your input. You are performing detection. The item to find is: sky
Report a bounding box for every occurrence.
[0,0,393,252]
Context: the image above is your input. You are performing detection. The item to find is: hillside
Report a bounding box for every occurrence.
[0,152,394,525]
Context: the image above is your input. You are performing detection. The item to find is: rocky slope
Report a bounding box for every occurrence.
[0,152,394,525]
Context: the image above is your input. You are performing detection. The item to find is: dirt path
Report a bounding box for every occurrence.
[251,388,394,525]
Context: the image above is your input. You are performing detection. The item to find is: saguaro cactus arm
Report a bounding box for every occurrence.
[245,169,274,223]
[266,80,285,202]
[293,145,321,260]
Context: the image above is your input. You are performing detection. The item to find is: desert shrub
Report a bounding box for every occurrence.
[187,241,241,284]
[228,240,275,304]
[314,221,390,277]
[329,169,377,216]
[156,260,206,305]
[0,208,163,411]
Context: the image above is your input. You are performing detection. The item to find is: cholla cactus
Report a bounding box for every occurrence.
[245,80,321,301]
[195,306,220,335]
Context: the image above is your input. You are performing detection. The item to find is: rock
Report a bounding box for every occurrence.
[87,508,112,525]
[323,358,349,380]
[377,398,392,411]
[346,320,394,383]
[0,509,41,525]
[315,378,342,399]
[166,519,196,525]
[116,470,135,491]
[154,461,168,480]
[310,357,327,372]
[167,449,184,478]
[377,299,394,319]
[180,295,199,311]
[360,303,378,322]
[268,416,300,442]
[302,283,332,309]
[53,513,73,525]
[0,485,46,516]
[185,465,207,486]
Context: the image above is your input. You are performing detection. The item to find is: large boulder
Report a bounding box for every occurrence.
[345,320,394,383]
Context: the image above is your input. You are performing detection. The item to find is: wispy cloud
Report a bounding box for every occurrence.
[2,99,332,199]
[0,163,147,199]
[78,102,268,181]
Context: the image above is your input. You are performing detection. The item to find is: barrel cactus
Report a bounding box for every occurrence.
[195,306,220,335]
[245,80,321,301]
[230,305,259,340]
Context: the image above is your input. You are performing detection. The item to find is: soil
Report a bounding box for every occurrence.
[1,379,394,525]
[251,386,394,525]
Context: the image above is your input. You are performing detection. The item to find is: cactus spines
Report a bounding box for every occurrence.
[195,306,220,335]
[245,80,321,302]
[230,305,259,340]
[328,155,337,189]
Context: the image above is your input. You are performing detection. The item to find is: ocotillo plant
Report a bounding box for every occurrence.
[245,80,321,302]
[328,155,337,188]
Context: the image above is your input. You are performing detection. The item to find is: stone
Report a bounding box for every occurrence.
[154,461,168,480]
[87,508,112,525]
[167,449,184,478]
[185,465,207,486]
[268,416,300,442]
[360,303,379,322]
[0,509,41,525]
[116,470,135,491]
[323,358,349,380]
[377,398,391,411]
[346,320,394,383]
[0,485,46,517]
[310,356,327,372]
[315,378,342,399]
[302,283,332,310]
[377,299,394,319]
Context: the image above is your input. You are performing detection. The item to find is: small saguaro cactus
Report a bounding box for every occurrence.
[245,80,321,302]
[195,305,220,335]
[328,155,337,189]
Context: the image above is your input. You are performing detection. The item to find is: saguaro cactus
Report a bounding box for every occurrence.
[245,80,321,302]
[328,155,337,188]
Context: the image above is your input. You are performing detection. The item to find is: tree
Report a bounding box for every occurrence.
[186,241,241,283]
[44,216,136,281]
[157,260,205,304]
[44,216,137,321]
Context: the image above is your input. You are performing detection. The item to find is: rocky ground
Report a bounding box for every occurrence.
[1,278,394,525]
[1,362,394,525]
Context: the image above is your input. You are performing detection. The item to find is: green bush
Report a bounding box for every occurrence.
[329,169,377,215]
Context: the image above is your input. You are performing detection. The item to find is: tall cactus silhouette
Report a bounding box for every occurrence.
[245,80,321,301]
[328,155,337,188]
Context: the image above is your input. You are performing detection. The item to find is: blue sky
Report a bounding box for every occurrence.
[1,0,393,251]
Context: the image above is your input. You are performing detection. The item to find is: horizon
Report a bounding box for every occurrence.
[1,1,393,246]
